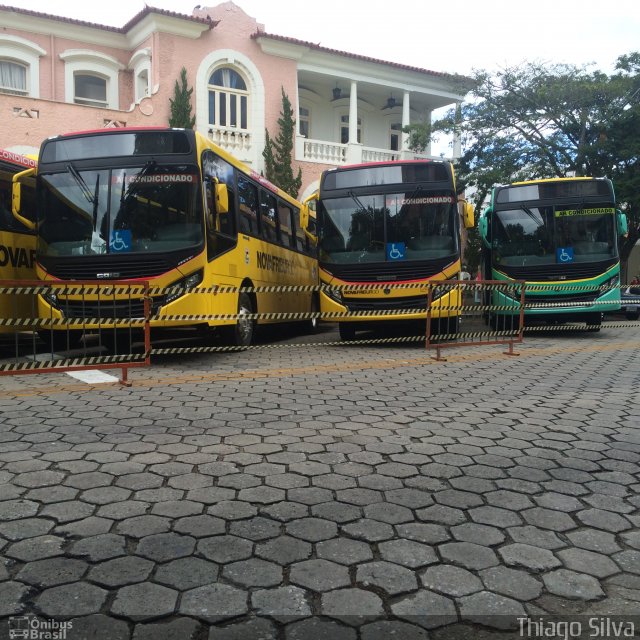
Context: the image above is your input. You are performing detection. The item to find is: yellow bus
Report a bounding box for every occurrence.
[307,160,473,340]
[0,149,37,333]
[13,128,317,348]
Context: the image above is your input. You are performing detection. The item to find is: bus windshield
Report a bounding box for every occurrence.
[319,191,457,263]
[38,164,203,257]
[493,204,616,266]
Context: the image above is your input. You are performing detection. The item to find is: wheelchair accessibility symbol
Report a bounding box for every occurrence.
[110,230,132,253]
[556,247,574,263]
[386,242,406,261]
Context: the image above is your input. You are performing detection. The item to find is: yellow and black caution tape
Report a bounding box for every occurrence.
[0,353,147,372]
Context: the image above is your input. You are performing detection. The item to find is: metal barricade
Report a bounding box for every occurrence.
[0,279,151,386]
[426,279,526,360]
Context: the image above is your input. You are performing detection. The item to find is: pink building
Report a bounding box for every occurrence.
[0,1,466,198]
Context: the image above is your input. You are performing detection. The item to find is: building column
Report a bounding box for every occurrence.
[400,90,411,159]
[452,101,462,159]
[346,80,362,163]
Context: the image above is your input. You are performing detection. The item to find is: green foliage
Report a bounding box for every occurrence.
[262,87,303,198]
[424,56,640,265]
[169,67,196,129]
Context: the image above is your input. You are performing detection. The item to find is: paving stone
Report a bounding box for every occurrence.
[287,487,333,505]
[64,472,113,490]
[286,517,338,542]
[321,588,384,624]
[69,534,126,561]
[359,474,403,491]
[316,537,373,565]
[174,514,226,538]
[558,548,619,578]
[40,500,95,523]
[523,507,577,531]
[451,523,505,546]
[229,516,281,541]
[458,590,526,630]
[499,543,562,571]
[577,508,632,532]
[6,535,65,561]
[180,583,248,622]
[313,473,357,490]
[542,569,605,600]
[290,559,350,592]
[151,500,203,518]
[0,581,30,616]
[17,557,88,587]
[13,470,66,488]
[336,488,383,506]
[208,617,277,640]
[363,502,413,524]
[469,505,523,528]
[534,492,584,512]
[88,556,154,587]
[186,486,236,504]
[479,566,543,601]
[55,516,113,537]
[80,487,132,505]
[116,515,171,538]
[613,550,640,575]
[208,500,258,520]
[433,489,483,509]
[69,615,130,640]
[417,504,465,526]
[385,488,434,509]
[356,561,418,595]
[256,535,312,565]
[439,541,499,570]
[116,473,164,490]
[342,518,394,542]
[391,590,458,629]
[37,582,109,617]
[136,532,196,562]
[395,522,450,544]
[0,499,39,520]
[378,539,437,568]
[198,535,253,564]
[567,529,621,554]
[252,585,311,621]
[421,564,483,597]
[360,620,426,640]
[132,618,202,640]
[222,557,282,587]
[311,501,360,523]
[0,517,54,540]
[97,501,149,520]
[261,501,309,522]
[237,486,285,504]
[167,473,213,490]
[507,525,566,550]
[155,557,219,590]
[111,582,179,621]
[285,618,357,640]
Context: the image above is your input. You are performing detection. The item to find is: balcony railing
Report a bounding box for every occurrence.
[303,138,347,164]
[208,126,252,154]
[362,147,399,163]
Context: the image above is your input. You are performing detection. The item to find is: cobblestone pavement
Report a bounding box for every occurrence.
[0,326,639,639]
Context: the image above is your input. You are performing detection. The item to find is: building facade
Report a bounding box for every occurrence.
[0,1,467,198]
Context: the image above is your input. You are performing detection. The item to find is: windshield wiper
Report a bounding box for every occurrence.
[66,163,96,205]
[120,160,157,206]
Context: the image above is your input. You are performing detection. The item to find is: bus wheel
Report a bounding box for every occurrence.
[38,330,84,353]
[625,311,639,321]
[222,292,254,347]
[338,322,356,342]
[586,313,602,332]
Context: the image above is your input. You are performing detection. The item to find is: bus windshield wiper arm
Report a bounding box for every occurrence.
[66,163,96,205]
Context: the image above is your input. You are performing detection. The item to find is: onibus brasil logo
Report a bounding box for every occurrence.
[8,616,72,640]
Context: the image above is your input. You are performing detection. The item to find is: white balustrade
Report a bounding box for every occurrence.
[208,127,252,154]
[362,147,399,163]
[303,138,347,164]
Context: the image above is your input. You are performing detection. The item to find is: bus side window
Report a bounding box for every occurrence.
[278,201,294,248]
[260,190,279,244]
[237,176,259,236]
[294,207,306,252]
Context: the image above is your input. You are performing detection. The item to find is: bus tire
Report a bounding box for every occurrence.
[38,330,83,353]
[338,322,356,342]
[221,292,254,347]
[625,311,639,321]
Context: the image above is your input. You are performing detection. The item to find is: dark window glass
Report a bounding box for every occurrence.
[278,202,294,248]
[237,176,259,236]
[260,191,278,243]
[322,162,450,191]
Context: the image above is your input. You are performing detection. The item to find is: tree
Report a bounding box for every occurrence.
[262,87,302,198]
[407,55,640,265]
[169,67,196,129]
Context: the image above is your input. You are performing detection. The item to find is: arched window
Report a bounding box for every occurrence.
[208,67,248,130]
[0,60,27,96]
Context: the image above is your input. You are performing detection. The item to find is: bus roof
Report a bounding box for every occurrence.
[0,149,37,169]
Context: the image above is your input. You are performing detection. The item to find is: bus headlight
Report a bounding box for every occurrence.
[325,285,343,304]
[599,275,619,293]
[165,270,204,304]
[42,288,59,308]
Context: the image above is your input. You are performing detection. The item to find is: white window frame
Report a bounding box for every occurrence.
[299,105,311,138]
[60,49,124,109]
[339,113,362,144]
[129,48,152,103]
[0,35,46,98]
[207,66,249,131]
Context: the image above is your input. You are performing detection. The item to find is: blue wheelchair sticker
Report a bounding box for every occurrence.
[556,247,574,263]
[110,230,132,253]
[386,242,406,261]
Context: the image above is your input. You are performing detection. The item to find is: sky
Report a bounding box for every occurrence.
[12,0,640,75]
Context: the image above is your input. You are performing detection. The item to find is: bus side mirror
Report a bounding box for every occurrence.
[478,213,489,244]
[617,209,628,237]
[215,183,229,215]
[462,201,474,229]
[12,168,36,231]
[302,193,318,243]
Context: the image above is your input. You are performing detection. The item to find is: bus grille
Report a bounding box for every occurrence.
[54,297,165,319]
[322,256,454,282]
[498,260,617,281]
[524,291,600,305]
[343,295,428,312]
[40,256,173,280]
